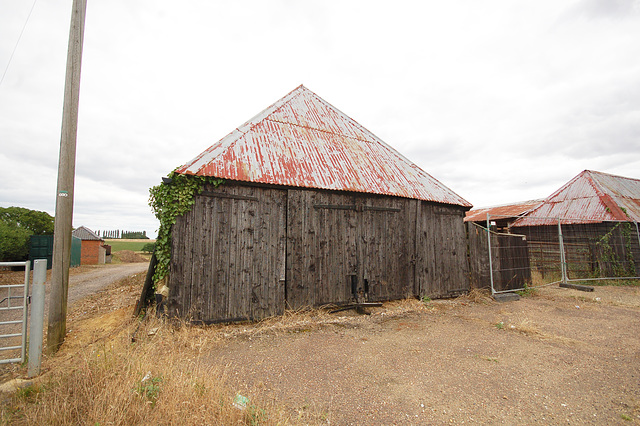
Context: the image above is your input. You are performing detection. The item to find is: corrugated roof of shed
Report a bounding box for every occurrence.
[511,170,640,227]
[464,200,542,223]
[176,85,471,208]
[72,226,103,241]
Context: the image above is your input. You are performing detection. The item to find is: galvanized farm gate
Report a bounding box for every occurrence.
[0,261,31,364]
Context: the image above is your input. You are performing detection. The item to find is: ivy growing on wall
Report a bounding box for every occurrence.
[595,222,636,278]
[621,222,636,276]
[149,172,224,285]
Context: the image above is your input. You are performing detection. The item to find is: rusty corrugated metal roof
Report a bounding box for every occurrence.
[511,170,640,227]
[464,200,542,222]
[176,85,471,207]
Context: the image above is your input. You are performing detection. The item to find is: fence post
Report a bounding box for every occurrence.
[486,214,495,295]
[20,261,31,363]
[557,219,568,284]
[28,259,47,378]
[635,222,640,259]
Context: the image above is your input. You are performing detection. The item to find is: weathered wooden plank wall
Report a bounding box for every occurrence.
[416,203,469,297]
[167,184,286,322]
[168,182,470,322]
[496,232,531,290]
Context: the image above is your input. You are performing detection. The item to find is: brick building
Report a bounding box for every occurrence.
[72,226,106,265]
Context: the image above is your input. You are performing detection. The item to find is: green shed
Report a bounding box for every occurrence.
[29,235,81,269]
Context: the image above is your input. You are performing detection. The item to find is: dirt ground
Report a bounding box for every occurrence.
[1,265,639,424]
[205,286,640,425]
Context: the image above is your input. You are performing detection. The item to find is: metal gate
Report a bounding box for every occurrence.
[0,261,30,364]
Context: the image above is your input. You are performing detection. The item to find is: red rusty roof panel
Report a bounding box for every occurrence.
[464,200,542,222]
[511,170,640,227]
[176,85,471,207]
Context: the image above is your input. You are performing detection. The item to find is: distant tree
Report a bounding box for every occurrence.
[122,231,149,239]
[141,242,156,253]
[0,207,54,261]
[0,207,54,235]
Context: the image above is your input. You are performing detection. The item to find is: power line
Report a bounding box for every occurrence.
[0,0,39,88]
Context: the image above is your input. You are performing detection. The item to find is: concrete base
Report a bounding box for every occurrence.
[494,293,521,303]
[559,283,594,292]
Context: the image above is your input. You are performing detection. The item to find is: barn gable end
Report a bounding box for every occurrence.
[177,85,470,208]
[167,86,471,322]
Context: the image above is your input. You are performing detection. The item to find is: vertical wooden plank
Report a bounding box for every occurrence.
[167,208,184,316]
[191,195,207,319]
[215,188,231,320]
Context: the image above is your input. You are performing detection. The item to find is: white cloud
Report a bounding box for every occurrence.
[1,0,639,228]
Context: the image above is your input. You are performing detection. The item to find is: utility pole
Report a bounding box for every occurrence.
[47,0,87,354]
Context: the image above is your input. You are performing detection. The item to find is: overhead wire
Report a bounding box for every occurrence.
[0,0,39,88]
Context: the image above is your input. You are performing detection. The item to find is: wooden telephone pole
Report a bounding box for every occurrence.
[47,0,87,354]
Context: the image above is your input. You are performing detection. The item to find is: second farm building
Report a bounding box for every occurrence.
[165,85,472,323]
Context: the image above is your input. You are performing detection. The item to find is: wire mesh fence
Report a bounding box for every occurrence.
[467,216,640,294]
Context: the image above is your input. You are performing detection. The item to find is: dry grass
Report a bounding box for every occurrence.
[504,315,581,346]
[1,275,292,425]
[3,282,449,424]
[459,288,494,304]
[531,270,561,287]
[5,319,287,425]
[1,276,509,425]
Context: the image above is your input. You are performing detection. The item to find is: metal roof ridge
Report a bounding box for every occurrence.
[584,170,629,220]
[586,169,640,182]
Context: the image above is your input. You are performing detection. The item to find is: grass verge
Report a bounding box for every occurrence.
[1,274,289,425]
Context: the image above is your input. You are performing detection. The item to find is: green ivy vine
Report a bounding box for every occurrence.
[149,172,224,285]
[621,222,636,276]
[594,222,636,277]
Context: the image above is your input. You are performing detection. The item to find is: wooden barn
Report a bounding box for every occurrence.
[165,85,472,323]
[510,170,640,279]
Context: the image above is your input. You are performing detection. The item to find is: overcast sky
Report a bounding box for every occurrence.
[1,0,639,238]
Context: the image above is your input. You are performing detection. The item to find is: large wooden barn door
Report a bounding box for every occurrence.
[168,184,286,322]
[286,190,358,308]
[286,190,417,308]
[361,197,417,302]
[416,203,469,297]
